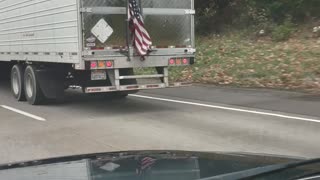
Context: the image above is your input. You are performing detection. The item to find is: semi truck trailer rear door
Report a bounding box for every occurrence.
[81,0,127,53]
[141,0,195,51]
[80,0,195,57]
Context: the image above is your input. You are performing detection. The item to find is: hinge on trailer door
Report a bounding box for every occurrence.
[186,48,196,53]
[185,9,195,15]
[80,8,92,13]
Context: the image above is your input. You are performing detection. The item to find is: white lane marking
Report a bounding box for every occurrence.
[298,175,320,180]
[130,94,320,123]
[1,105,46,122]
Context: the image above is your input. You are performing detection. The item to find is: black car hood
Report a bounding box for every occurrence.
[0,150,305,180]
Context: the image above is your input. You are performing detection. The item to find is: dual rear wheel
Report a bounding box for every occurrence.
[11,65,133,105]
[11,64,44,105]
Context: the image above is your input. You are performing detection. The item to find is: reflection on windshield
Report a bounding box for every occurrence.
[0,151,319,180]
[0,156,201,180]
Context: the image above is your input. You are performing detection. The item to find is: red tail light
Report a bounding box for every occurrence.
[183,58,189,64]
[91,61,97,69]
[106,61,113,68]
[169,59,175,65]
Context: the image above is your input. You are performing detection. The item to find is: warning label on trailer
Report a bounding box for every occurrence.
[86,36,96,43]
[86,43,96,47]
[91,19,114,43]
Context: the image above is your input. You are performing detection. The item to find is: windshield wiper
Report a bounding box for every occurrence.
[199,158,320,180]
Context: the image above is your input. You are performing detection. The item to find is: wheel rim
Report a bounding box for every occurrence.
[12,70,20,95]
[25,73,34,98]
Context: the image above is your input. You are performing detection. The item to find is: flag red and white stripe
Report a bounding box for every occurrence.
[136,157,156,175]
[128,0,152,57]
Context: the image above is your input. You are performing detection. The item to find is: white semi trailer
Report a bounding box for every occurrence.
[0,0,195,105]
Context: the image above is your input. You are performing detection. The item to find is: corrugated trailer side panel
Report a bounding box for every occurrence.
[0,0,81,63]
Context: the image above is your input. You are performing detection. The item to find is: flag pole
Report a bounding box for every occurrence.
[126,0,131,61]
[139,0,142,14]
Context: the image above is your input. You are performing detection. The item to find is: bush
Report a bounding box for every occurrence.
[271,19,295,41]
[195,0,319,36]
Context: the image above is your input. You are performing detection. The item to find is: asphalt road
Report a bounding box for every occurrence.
[0,80,320,164]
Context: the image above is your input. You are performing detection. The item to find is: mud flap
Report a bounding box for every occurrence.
[0,62,12,80]
[36,69,65,100]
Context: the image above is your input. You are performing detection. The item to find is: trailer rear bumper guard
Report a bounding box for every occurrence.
[85,82,192,93]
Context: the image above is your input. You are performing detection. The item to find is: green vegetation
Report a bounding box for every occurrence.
[137,1,320,92]
[195,0,320,38]
[271,20,295,42]
[170,34,320,91]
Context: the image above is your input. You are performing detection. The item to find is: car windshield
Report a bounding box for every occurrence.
[0,0,319,179]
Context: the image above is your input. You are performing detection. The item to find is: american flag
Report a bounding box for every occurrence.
[136,157,156,175]
[128,0,152,57]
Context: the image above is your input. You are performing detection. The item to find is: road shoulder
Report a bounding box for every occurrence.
[141,85,320,117]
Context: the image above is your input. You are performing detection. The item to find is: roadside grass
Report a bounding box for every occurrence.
[169,34,320,91]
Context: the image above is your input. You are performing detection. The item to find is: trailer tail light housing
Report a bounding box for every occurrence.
[169,57,191,66]
[89,60,114,70]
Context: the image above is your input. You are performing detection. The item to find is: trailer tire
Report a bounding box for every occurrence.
[11,64,26,101]
[24,65,45,105]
